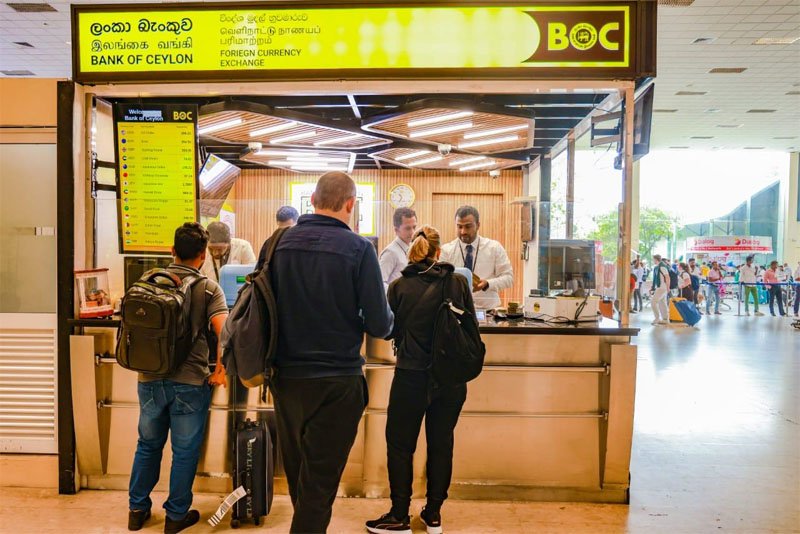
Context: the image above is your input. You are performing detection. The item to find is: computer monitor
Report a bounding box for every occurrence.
[124,256,173,290]
[198,154,241,217]
[545,239,596,291]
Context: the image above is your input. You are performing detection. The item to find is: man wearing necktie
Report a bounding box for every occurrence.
[440,205,514,310]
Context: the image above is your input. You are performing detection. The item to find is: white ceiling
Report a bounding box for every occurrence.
[0,0,798,150]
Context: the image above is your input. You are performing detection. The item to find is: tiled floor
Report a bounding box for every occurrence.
[1,313,798,533]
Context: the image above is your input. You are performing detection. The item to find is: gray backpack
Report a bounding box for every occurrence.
[221,227,287,389]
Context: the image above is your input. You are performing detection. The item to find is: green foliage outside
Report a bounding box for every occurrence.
[583,207,680,261]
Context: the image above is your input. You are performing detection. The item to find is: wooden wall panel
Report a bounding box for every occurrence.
[230,169,524,302]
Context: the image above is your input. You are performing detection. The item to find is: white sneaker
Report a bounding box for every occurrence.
[755,311,764,316]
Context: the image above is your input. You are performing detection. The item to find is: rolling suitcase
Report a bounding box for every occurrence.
[230,381,274,528]
[669,297,686,322]
[231,418,273,527]
[674,299,702,327]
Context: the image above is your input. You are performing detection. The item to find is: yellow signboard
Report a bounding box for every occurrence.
[115,103,198,254]
[74,3,634,82]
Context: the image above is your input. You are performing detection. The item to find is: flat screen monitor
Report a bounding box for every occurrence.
[124,256,173,290]
[198,154,241,217]
[614,83,654,169]
[545,239,596,291]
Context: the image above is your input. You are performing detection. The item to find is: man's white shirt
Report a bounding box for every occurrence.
[200,237,256,283]
[440,235,513,309]
[379,236,409,290]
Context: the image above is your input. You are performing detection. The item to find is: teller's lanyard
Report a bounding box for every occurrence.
[459,237,481,270]
[396,240,409,257]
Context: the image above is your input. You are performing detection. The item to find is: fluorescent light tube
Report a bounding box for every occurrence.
[270,131,317,144]
[314,133,362,146]
[286,156,350,164]
[256,150,319,157]
[407,155,443,166]
[395,150,431,161]
[408,111,473,128]
[410,122,473,139]
[458,135,519,149]
[198,118,242,135]
[448,156,487,167]
[249,121,297,137]
[459,161,496,171]
[463,124,529,140]
[290,165,348,172]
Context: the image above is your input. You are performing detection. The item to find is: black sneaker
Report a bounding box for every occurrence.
[128,509,151,531]
[164,510,200,534]
[365,512,412,534]
[420,507,443,534]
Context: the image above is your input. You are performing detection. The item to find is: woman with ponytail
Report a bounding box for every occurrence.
[366,226,476,534]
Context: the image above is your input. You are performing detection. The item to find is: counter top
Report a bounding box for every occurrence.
[478,318,638,336]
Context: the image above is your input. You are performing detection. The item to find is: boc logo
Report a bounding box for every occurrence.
[173,111,193,121]
[548,22,620,51]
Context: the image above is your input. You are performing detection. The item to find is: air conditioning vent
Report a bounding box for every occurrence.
[746,109,776,113]
[653,109,678,113]
[708,67,746,74]
[6,2,56,12]
[675,91,707,96]
[744,147,765,150]
[690,136,714,139]
[1,70,35,76]
[659,0,695,6]
[12,41,34,48]
[692,37,716,44]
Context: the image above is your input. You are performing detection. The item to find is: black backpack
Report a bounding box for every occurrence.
[425,273,485,387]
[221,227,288,390]
[116,269,205,377]
[668,268,679,290]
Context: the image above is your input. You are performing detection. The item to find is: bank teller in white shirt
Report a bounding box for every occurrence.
[200,221,256,283]
[440,205,513,309]
[379,208,417,291]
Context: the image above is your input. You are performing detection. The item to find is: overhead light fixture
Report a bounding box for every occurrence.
[285,156,350,164]
[458,135,519,149]
[463,124,529,140]
[290,164,348,172]
[459,161,496,171]
[449,156,487,167]
[395,150,431,161]
[753,37,800,45]
[270,131,317,144]
[249,121,297,137]
[198,118,243,135]
[313,133,363,146]
[256,150,319,157]
[407,111,473,128]
[348,153,357,173]
[409,121,473,138]
[407,155,443,166]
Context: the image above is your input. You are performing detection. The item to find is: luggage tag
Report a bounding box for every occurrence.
[208,486,247,527]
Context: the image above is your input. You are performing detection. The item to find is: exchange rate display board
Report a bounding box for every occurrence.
[113,103,198,254]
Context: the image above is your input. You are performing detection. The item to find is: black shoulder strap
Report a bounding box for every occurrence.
[262,226,290,272]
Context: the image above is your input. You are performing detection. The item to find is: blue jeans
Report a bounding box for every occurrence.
[706,284,720,314]
[129,380,211,520]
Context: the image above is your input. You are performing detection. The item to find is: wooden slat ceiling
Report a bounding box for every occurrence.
[370,148,525,172]
[363,107,535,155]
[198,110,390,150]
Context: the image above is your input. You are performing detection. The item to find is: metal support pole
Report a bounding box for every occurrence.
[566,130,576,239]
[618,87,635,327]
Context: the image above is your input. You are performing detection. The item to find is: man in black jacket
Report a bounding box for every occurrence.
[270,171,394,533]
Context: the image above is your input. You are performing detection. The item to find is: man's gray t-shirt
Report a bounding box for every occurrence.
[138,263,228,386]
